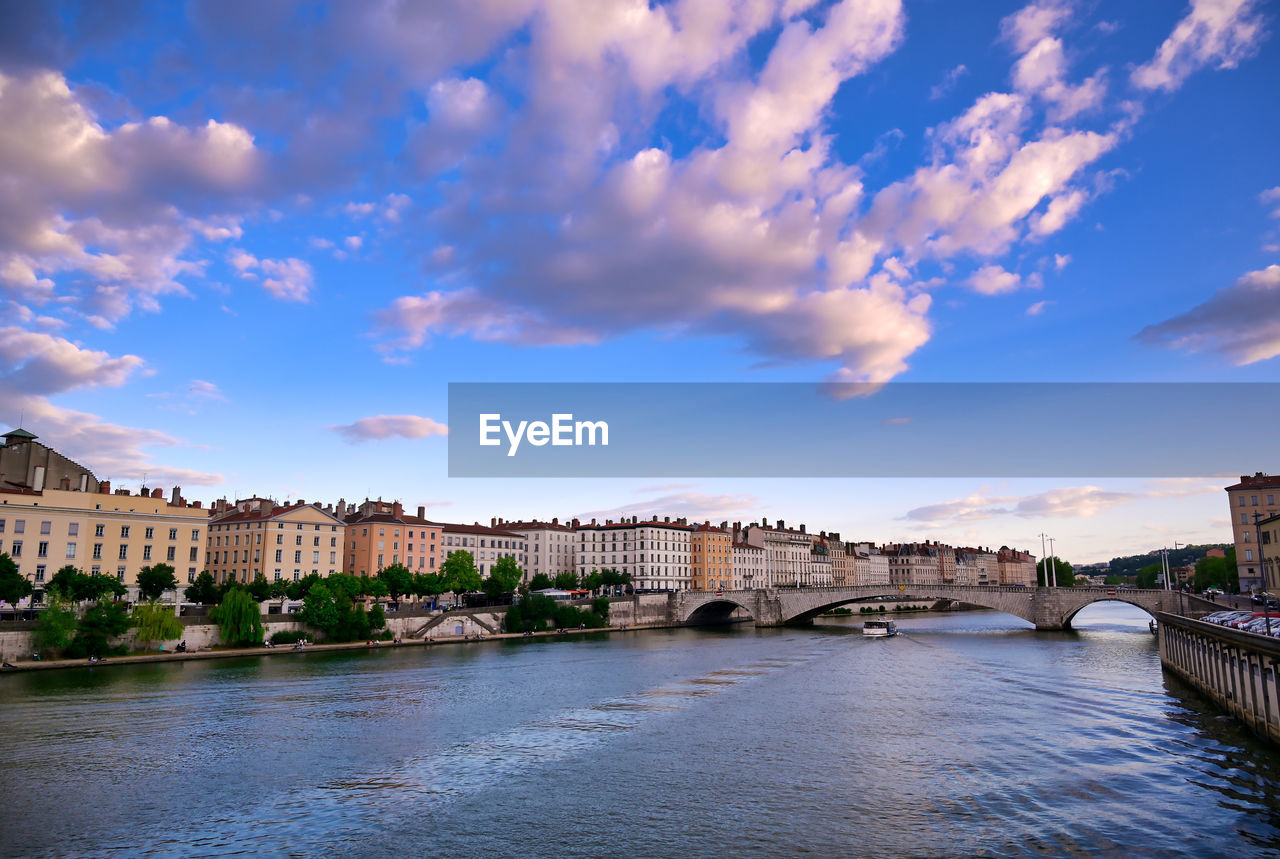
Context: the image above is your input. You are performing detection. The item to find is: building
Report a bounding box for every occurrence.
[849,542,890,586]
[0,428,101,494]
[955,547,1000,586]
[884,543,940,586]
[825,536,851,586]
[690,522,732,591]
[997,547,1037,586]
[1260,513,1280,594]
[441,522,526,577]
[1,483,209,602]
[207,498,344,584]
[1225,473,1280,592]
[341,499,441,577]
[491,518,575,584]
[576,516,693,591]
[731,541,764,590]
[734,519,816,587]
[809,536,833,587]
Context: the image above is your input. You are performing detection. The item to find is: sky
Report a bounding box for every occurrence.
[1,0,1277,565]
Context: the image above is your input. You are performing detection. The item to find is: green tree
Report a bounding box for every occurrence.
[137,563,178,602]
[1036,557,1075,588]
[248,573,272,603]
[1136,563,1162,589]
[132,602,184,650]
[582,570,603,594]
[184,571,219,604]
[440,551,481,596]
[34,596,78,654]
[378,564,414,602]
[288,572,323,601]
[298,583,340,635]
[553,571,580,590]
[361,575,389,600]
[70,599,131,658]
[0,552,32,610]
[529,572,554,591]
[269,579,291,612]
[483,555,523,597]
[413,572,446,602]
[210,587,264,646]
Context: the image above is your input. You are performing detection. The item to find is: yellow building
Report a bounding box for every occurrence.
[0,484,209,603]
[691,523,732,591]
[207,498,344,584]
[1225,473,1280,592]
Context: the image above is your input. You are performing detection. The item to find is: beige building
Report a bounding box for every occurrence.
[442,523,526,578]
[826,536,851,586]
[732,541,764,589]
[491,518,575,584]
[1225,473,1280,592]
[955,547,1001,586]
[850,542,891,586]
[576,516,693,591]
[1,483,209,603]
[734,519,815,587]
[885,543,940,586]
[207,498,344,584]
[997,547,1037,586]
[691,522,732,591]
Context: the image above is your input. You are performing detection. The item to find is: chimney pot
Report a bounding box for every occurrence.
[418,506,425,519]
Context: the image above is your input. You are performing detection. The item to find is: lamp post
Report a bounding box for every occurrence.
[1039,533,1050,588]
[1048,537,1058,588]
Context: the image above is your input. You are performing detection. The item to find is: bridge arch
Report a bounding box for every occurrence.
[685,598,754,625]
[1062,597,1159,627]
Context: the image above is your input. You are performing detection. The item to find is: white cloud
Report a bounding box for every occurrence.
[904,484,1144,524]
[929,64,968,100]
[259,258,313,302]
[1026,300,1051,315]
[575,491,760,523]
[969,264,1022,295]
[1136,264,1280,365]
[1261,186,1280,218]
[1132,0,1265,92]
[188,379,226,401]
[1053,252,1072,270]
[329,414,450,443]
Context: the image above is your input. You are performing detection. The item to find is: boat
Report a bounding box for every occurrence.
[862,619,898,637]
[1149,620,1158,636]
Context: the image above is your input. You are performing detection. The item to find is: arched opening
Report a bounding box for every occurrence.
[1065,599,1158,632]
[685,599,753,626]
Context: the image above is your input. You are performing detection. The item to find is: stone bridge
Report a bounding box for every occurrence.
[674,585,1211,631]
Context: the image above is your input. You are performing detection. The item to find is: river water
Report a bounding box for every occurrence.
[2,602,1279,857]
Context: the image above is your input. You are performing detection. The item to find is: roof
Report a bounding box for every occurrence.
[212,501,342,525]
[498,519,575,532]
[441,522,524,537]
[578,519,695,532]
[2,428,37,440]
[1226,473,1280,491]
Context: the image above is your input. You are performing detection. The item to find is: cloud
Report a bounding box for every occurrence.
[1262,186,1280,218]
[1054,252,1072,270]
[882,416,911,425]
[0,70,262,324]
[1026,300,1052,315]
[1132,0,1266,92]
[188,379,226,401]
[929,64,968,100]
[329,414,450,443]
[969,264,1022,295]
[575,491,760,523]
[0,325,220,485]
[1136,264,1280,364]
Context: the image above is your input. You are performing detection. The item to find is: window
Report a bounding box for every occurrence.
[1241,496,1247,506]
[35,565,45,583]
[40,521,51,535]
[37,541,48,558]
[0,520,4,534]
[143,545,152,560]
[188,569,195,583]
[189,547,198,562]
[1253,495,1259,506]
[14,520,24,534]
[169,528,178,540]
[276,534,283,545]
[120,525,130,538]
[192,529,200,540]
[145,527,154,540]
[330,537,337,547]
[275,549,283,563]
[313,536,320,547]
[93,543,102,559]
[312,551,319,564]
[119,545,128,560]
[11,541,21,557]
[117,566,126,582]
[294,551,302,563]
[1246,549,1255,561]
[166,546,175,561]
[295,535,302,546]
[68,522,78,536]
[66,543,76,559]
[1244,513,1252,524]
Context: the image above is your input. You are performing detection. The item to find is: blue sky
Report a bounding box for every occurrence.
[1,0,1277,563]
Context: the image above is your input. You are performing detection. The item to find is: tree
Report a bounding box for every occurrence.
[582,570,603,594]
[47,566,124,603]
[70,599,131,658]
[137,563,178,602]
[0,552,32,610]
[553,571,580,590]
[132,602,184,650]
[248,573,272,603]
[483,556,523,597]
[211,587,264,646]
[298,583,340,635]
[34,597,77,653]
[529,572,554,591]
[184,571,219,605]
[378,564,414,602]
[1136,563,1162,589]
[440,551,481,595]
[361,576,389,600]
[1036,556,1075,588]
[288,572,323,601]
[413,572,445,602]
[269,579,291,612]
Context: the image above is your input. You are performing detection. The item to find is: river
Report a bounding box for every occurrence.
[2,602,1279,857]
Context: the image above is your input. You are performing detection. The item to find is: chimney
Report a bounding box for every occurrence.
[297,498,306,506]
[552,517,559,525]
[777,519,785,530]
[192,500,202,508]
[59,476,71,490]
[151,487,163,499]
[491,517,497,527]
[664,516,670,523]
[418,506,425,519]
[392,501,403,519]
[170,486,182,505]
[99,480,111,494]
[799,523,805,534]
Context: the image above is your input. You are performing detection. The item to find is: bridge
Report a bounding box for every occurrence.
[674,585,1214,631]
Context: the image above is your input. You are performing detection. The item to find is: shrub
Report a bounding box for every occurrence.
[378,629,395,641]
[270,629,313,645]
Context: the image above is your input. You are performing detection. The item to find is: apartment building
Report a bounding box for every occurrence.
[1260,513,1280,594]
[734,519,816,588]
[849,542,891,586]
[810,537,833,587]
[442,522,526,577]
[492,518,575,584]
[955,547,1001,586]
[997,547,1037,586]
[691,522,732,591]
[1225,473,1280,592]
[826,536,851,586]
[732,541,765,590]
[576,516,693,591]
[207,498,344,584]
[341,499,441,576]
[884,543,940,587]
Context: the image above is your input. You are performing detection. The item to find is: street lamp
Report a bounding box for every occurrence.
[1048,537,1057,588]
[1039,533,1050,588]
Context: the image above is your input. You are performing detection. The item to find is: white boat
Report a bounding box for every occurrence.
[862,619,898,637]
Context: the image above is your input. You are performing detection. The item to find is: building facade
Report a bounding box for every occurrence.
[442,523,527,577]
[492,518,575,584]
[207,498,344,584]
[0,428,101,494]
[997,547,1037,586]
[1,483,209,602]
[1225,473,1280,592]
[732,541,764,590]
[342,500,441,577]
[691,523,732,591]
[850,542,891,586]
[576,517,693,591]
